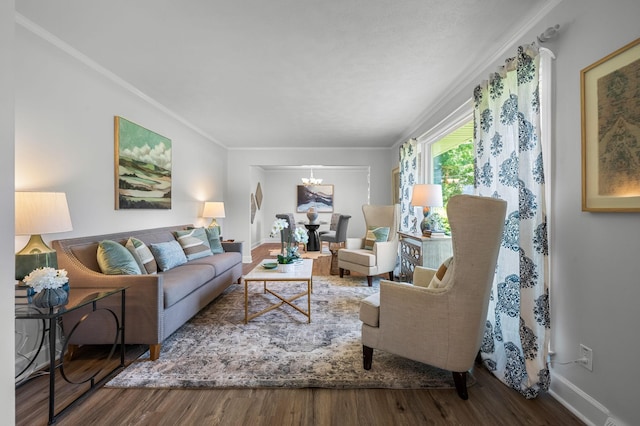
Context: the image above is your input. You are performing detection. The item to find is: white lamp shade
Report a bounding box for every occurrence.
[15,192,73,235]
[410,184,443,208]
[202,201,226,218]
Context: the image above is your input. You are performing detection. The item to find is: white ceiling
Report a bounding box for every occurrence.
[16,0,554,149]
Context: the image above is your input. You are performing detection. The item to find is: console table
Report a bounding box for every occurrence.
[398,232,453,282]
[15,286,126,425]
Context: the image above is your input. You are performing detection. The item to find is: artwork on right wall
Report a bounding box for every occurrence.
[581,37,640,212]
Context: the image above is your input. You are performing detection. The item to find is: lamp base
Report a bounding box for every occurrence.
[16,252,58,281]
[15,234,58,281]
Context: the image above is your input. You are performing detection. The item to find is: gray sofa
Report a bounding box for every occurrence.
[52,224,243,360]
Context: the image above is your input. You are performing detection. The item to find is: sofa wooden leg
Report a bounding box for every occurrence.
[363,345,373,370]
[367,276,373,287]
[65,344,78,361]
[452,371,468,400]
[339,268,344,278]
[149,344,161,361]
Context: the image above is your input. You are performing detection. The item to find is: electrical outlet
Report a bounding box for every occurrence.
[579,344,593,371]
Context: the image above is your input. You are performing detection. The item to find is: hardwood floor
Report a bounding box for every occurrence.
[16,244,584,425]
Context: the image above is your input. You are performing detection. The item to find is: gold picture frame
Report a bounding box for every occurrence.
[114,116,172,209]
[581,37,640,212]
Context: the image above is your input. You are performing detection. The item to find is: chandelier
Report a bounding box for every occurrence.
[301,169,322,185]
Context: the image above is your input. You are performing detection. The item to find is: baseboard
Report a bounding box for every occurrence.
[549,371,612,426]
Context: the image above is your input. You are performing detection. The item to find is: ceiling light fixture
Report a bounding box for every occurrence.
[301,169,322,186]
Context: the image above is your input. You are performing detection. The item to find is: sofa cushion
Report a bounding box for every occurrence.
[205,227,224,254]
[150,240,188,271]
[174,228,213,261]
[364,226,390,250]
[125,237,158,274]
[97,240,142,275]
[359,292,380,327]
[162,264,216,308]
[188,251,241,275]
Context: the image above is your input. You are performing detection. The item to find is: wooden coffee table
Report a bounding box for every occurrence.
[243,259,314,323]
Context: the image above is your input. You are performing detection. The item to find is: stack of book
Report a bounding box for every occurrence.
[423,230,447,238]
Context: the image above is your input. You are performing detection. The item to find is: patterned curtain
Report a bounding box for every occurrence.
[474,44,550,398]
[399,139,419,234]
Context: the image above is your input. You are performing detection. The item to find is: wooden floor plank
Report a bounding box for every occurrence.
[16,243,584,425]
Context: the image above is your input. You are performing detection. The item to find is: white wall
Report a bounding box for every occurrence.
[226,148,392,261]
[14,24,229,251]
[397,1,640,424]
[1,0,16,422]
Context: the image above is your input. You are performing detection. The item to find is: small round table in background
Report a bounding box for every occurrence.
[304,223,321,251]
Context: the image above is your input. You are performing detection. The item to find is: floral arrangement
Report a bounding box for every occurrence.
[270,218,309,264]
[22,267,69,294]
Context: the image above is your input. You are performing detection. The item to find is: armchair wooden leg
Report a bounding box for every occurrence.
[149,344,161,361]
[363,345,373,370]
[367,276,373,287]
[388,271,394,281]
[65,344,79,361]
[452,371,468,400]
[339,268,345,278]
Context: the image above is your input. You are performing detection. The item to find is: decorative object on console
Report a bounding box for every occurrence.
[410,184,443,235]
[15,192,73,281]
[22,267,70,308]
[202,201,226,235]
[306,206,319,224]
[114,116,172,210]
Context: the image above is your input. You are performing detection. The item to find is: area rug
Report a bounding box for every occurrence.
[106,275,463,389]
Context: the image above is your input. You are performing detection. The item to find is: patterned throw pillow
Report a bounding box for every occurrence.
[97,240,142,275]
[364,226,390,250]
[149,240,188,271]
[205,227,224,254]
[174,228,213,261]
[428,257,454,289]
[125,237,158,274]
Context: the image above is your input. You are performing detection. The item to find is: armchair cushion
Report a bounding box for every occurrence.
[338,248,376,267]
[428,257,454,289]
[97,240,142,275]
[364,226,390,250]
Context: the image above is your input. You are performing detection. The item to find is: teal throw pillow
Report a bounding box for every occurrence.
[125,237,158,274]
[174,228,213,261]
[364,226,390,250]
[150,240,188,271]
[97,240,142,275]
[205,227,224,254]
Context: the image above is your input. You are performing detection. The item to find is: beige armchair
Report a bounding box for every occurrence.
[338,204,400,286]
[358,195,506,399]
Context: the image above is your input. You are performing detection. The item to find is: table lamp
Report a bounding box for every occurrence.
[410,184,443,235]
[15,192,73,280]
[202,201,226,234]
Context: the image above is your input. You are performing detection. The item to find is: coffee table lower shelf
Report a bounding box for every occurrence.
[243,259,314,324]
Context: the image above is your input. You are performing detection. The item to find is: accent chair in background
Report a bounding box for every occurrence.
[338,204,399,287]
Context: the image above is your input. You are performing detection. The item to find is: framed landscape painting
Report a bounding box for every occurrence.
[581,37,640,212]
[297,184,334,213]
[114,116,172,209]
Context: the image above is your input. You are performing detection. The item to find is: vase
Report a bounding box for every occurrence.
[306,207,319,224]
[32,287,68,309]
[278,263,294,273]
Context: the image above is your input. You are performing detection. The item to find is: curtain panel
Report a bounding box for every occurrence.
[474,44,551,398]
[399,139,420,234]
